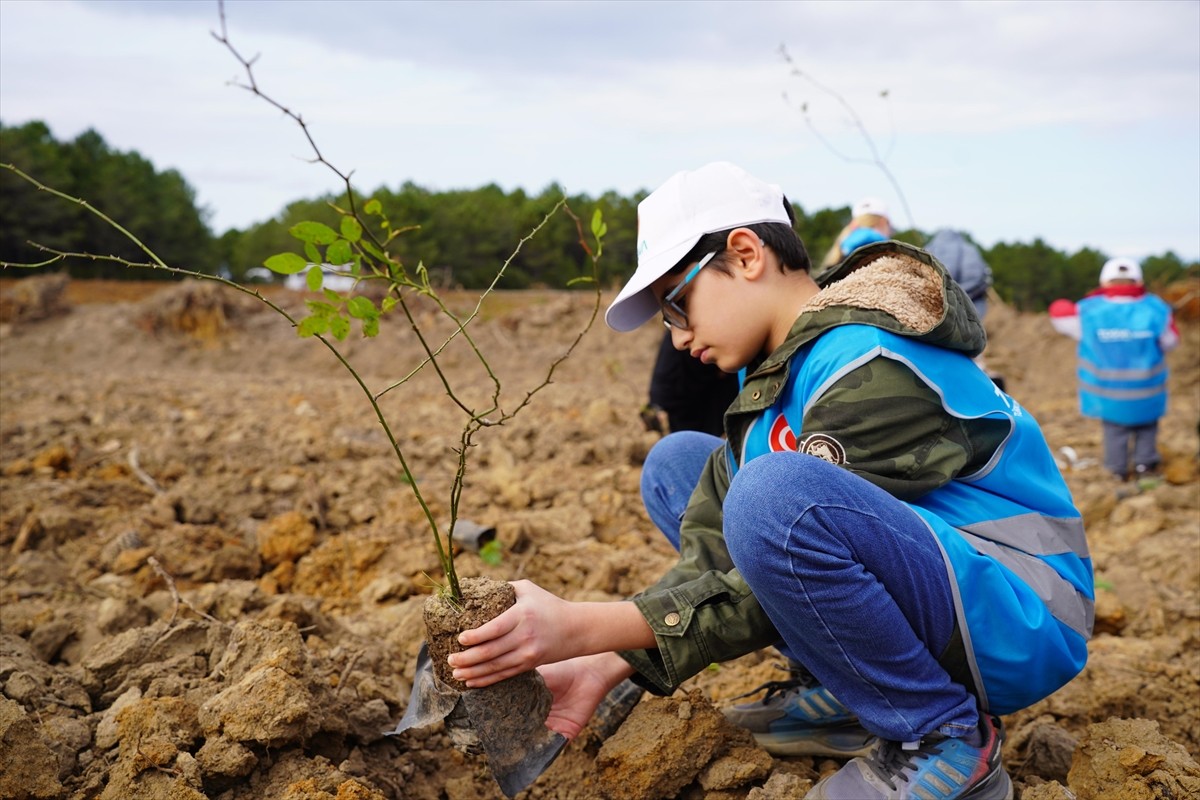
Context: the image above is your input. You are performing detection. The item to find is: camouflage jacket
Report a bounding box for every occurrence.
[621,240,1003,695]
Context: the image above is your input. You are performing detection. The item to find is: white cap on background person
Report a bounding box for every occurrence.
[852,196,889,220]
[605,161,790,332]
[1098,257,1143,285]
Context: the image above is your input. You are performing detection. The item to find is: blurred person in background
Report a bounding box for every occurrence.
[1050,257,1179,481]
[818,196,893,275]
[925,229,992,322]
[925,228,1004,390]
[641,330,739,436]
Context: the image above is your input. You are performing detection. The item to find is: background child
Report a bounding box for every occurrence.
[817,195,894,274]
[925,228,993,322]
[641,329,738,436]
[449,162,1092,800]
[1050,257,1180,480]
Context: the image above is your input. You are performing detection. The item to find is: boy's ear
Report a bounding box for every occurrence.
[725,228,768,280]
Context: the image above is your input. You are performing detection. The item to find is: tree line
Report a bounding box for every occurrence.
[2,120,1195,310]
[1,121,217,278]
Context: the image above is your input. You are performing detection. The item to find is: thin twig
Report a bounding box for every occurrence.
[779,44,918,234]
[127,446,162,494]
[336,651,363,698]
[9,513,39,556]
[148,556,224,628]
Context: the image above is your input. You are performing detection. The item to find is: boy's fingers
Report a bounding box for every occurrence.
[457,609,515,647]
[459,661,528,687]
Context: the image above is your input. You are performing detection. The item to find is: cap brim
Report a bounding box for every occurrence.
[604,237,699,332]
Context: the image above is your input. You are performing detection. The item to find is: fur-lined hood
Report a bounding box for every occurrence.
[754,240,987,376]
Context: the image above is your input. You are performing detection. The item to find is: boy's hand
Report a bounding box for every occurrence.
[537,653,633,739]
[449,579,579,687]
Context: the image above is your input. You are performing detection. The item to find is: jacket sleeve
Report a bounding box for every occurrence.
[1048,299,1081,340]
[1160,308,1181,352]
[618,445,781,695]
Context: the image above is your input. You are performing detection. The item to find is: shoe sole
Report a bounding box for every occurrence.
[961,763,1013,800]
[752,726,878,758]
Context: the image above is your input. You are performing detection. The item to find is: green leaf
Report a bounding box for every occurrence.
[340,216,363,243]
[298,315,329,337]
[329,315,351,340]
[303,242,321,264]
[264,252,308,275]
[327,239,352,266]
[479,539,504,567]
[290,221,339,245]
[306,300,337,314]
[364,198,382,216]
[347,295,376,320]
[381,296,397,312]
[306,266,323,292]
[323,288,343,302]
[362,315,380,337]
[590,208,607,239]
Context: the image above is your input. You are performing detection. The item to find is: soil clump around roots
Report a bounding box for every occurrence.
[0,275,1198,799]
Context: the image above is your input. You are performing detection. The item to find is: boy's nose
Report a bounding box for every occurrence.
[669,326,692,350]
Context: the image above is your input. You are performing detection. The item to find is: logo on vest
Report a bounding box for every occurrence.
[768,414,797,452]
[798,433,847,465]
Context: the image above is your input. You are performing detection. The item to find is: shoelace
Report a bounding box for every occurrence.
[864,737,949,791]
[728,661,818,704]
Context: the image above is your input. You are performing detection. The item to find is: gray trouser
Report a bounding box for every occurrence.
[1101,420,1160,478]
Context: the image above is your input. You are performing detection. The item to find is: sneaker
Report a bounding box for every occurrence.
[806,715,1012,800]
[1133,464,1164,491]
[723,666,877,758]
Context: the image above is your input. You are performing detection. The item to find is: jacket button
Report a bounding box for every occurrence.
[664,612,681,627]
[751,391,761,400]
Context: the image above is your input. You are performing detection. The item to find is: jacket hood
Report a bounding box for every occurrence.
[757,240,987,375]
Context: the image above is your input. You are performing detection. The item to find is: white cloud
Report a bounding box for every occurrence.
[2,0,1197,259]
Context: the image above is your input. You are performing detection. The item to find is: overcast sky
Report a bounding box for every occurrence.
[2,0,1198,261]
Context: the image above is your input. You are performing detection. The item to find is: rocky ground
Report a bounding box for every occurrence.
[0,276,1197,800]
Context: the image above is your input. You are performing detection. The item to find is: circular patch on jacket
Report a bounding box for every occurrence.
[798,433,846,465]
[769,414,797,452]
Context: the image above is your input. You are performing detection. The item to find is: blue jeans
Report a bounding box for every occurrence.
[640,431,979,743]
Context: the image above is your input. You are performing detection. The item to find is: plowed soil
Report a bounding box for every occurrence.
[1,277,1197,800]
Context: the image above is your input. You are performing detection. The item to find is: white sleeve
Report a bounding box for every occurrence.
[1050,315,1082,341]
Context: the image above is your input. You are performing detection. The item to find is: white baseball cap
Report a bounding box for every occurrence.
[852,196,889,220]
[1099,257,1143,285]
[605,161,789,332]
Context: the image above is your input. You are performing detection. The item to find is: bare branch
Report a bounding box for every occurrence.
[779,44,918,233]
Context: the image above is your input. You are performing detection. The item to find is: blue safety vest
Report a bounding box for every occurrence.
[737,324,1093,715]
[1076,295,1171,426]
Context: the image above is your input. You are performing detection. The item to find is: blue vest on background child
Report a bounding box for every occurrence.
[735,324,1092,715]
[1076,294,1172,426]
